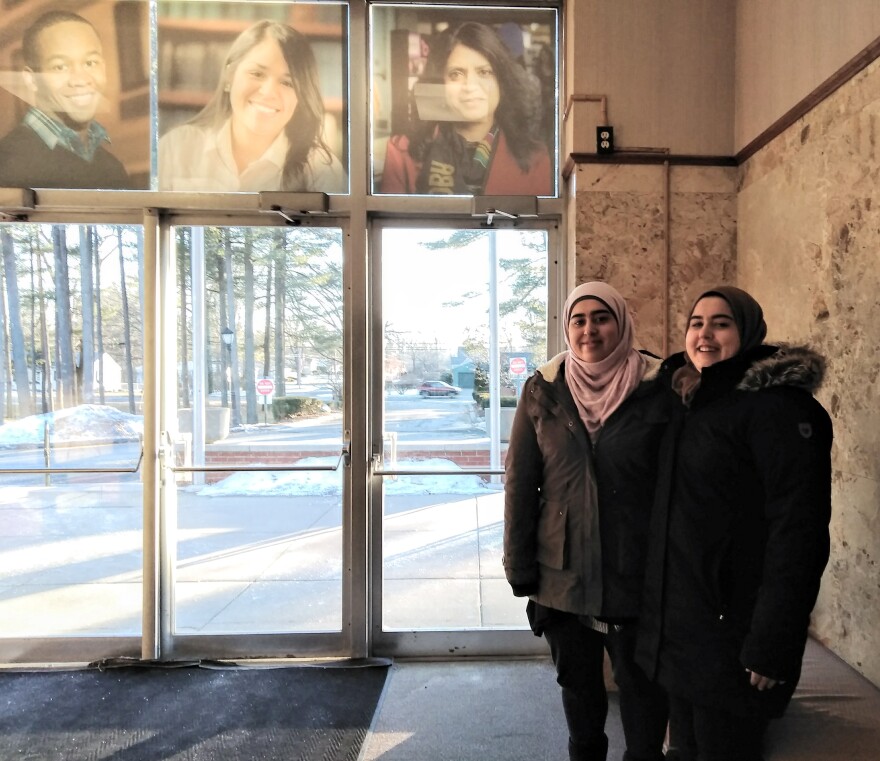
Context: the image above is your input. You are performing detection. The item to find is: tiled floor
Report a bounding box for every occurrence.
[359,658,583,761]
[359,640,880,761]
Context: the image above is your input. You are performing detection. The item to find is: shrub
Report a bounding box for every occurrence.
[271,396,329,420]
[473,393,518,409]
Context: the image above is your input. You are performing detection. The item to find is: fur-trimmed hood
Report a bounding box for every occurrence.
[737,344,826,394]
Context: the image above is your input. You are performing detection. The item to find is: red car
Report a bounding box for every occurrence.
[418,381,461,397]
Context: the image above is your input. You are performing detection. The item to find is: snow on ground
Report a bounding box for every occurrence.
[0,406,492,496]
[193,456,494,497]
[0,404,142,448]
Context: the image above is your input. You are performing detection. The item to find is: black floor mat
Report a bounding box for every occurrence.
[0,661,389,760]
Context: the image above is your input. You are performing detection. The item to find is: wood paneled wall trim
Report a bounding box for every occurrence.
[563,153,735,179]
[735,36,880,164]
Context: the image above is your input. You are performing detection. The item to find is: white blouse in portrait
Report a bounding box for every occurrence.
[158,119,347,193]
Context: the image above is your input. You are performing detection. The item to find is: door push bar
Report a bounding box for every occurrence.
[375,467,506,477]
[168,443,350,474]
[0,447,144,475]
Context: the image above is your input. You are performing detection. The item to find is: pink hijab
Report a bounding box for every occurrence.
[563,282,647,436]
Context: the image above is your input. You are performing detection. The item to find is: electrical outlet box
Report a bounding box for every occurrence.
[596,126,614,154]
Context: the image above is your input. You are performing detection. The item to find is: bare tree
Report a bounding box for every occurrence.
[37,247,53,414]
[262,257,272,383]
[2,229,34,417]
[80,226,95,403]
[215,242,228,407]
[243,230,257,423]
[94,228,106,404]
[116,228,136,413]
[273,230,287,394]
[27,235,37,407]
[223,231,241,426]
[52,226,76,408]
[0,260,7,424]
[177,228,191,407]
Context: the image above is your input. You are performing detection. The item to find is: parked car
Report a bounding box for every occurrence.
[418,380,461,397]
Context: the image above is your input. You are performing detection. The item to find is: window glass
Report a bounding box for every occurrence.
[0,223,144,637]
[380,226,549,630]
[171,225,345,635]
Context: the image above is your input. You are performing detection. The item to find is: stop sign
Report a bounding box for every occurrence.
[256,378,275,396]
[509,357,527,375]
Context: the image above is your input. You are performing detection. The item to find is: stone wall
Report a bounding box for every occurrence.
[570,59,879,685]
[571,163,737,356]
[737,58,880,685]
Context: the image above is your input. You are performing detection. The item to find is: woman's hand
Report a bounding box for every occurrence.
[747,670,783,690]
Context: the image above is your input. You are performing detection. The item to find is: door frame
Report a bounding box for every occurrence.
[153,211,360,662]
[367,216,562,658]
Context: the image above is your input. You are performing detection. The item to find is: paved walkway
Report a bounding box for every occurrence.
[0,481,525,638]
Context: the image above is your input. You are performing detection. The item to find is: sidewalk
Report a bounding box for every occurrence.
[0,482,524,638]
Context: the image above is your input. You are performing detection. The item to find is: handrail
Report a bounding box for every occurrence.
[0,447,144,475]
[170,449,348,474]
[376,468,505,477]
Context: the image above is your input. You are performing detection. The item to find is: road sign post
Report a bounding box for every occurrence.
[509,356,528,377]
[509,356,528,398]
[256,378,275,425]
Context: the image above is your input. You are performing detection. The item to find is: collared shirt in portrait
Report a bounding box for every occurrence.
[24,107,111,161]
[158,119,347,193]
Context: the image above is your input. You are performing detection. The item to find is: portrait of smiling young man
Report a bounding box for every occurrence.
[0,9,133,190]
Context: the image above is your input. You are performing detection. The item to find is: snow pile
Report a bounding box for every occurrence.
[0,404,143,448]
[194,457,494,497]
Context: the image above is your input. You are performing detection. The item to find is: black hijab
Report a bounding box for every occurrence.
[700,285,767,352]
[672,285,768,403]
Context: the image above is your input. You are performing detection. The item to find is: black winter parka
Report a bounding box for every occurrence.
[636,344,833,718]
[503,351,671,619]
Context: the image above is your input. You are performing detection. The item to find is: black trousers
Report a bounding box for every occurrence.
[541,608,669,761]
[667,694,768,761]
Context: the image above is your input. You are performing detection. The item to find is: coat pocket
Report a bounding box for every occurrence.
[536,499,568,570]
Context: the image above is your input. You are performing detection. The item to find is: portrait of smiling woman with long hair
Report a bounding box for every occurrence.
[159,20,347,193]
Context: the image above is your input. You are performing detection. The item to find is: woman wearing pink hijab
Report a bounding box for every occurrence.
[504,282,672,761]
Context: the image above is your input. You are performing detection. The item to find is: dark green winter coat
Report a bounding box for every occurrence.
[503,351,670,619]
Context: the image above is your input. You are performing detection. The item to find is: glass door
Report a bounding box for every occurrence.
[162,222,350,659]
[370,222,560,657]
[0,222,145,663]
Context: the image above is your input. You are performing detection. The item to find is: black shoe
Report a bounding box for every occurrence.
[568,735,609,761]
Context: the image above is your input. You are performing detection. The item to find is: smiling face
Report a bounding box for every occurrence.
[444,43,500,138]
[567,297,620,363]
[685,295,742,371]
[25,20,107,132]
[227,36,298,143]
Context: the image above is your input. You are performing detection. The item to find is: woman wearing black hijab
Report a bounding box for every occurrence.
[636,286,833,761]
